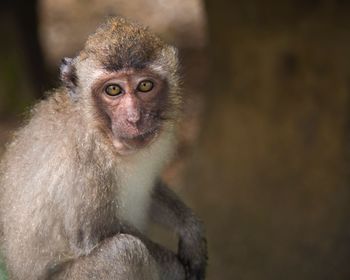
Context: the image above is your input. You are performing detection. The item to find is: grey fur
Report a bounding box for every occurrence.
[0,17,207,280]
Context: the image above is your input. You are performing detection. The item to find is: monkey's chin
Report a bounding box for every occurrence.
[112,129,158,156]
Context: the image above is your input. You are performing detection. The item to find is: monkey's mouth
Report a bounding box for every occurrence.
[113,127,159,154]
[124,128,158,147]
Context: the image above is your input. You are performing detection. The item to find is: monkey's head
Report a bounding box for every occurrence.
[60,17,181,155]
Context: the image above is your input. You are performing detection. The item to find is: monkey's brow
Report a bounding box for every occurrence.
[103,60,150,72]
[101,48,155,72]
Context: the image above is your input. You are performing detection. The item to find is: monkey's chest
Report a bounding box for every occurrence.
[118,179,154,231]
[116,157,159,232]
[114,130,174,231]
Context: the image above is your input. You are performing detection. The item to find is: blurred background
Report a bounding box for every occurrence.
[1,0,350,279]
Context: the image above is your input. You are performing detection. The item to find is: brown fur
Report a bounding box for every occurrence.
[0,17,207,280]
[81,17,164,71]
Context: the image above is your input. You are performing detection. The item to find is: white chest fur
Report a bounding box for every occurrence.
[116,129,175,231]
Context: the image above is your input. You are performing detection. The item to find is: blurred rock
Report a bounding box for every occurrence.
[38,0,207,65]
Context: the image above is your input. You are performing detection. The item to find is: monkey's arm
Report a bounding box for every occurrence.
[118,223,186,278]
[150,181,208,280]
[60,233,185,280]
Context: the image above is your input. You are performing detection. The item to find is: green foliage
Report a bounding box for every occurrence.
[0,257,7,280]
[0,48,36,117]
[0,18,36,118]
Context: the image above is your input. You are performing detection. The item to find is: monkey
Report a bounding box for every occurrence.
[0,17,207,280]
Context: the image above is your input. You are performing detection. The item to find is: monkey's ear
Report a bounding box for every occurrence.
[60,57,78,96]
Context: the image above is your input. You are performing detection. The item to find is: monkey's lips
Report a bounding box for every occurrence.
[124,128,158,147]
[112,128,159,154]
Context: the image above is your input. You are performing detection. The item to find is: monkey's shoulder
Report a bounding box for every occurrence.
[2,89,82,162]
[24,88,82,137]
[35,87,76,118]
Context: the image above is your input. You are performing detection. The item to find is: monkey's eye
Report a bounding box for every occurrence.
[137,80,153,92]
[105,84,122,96]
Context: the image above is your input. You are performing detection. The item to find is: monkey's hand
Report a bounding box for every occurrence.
[178,217,207,280]
[150,181,208,279]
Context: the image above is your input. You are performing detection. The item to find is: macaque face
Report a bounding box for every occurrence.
[92,68,169,154]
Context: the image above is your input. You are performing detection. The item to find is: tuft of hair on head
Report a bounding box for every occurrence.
[79,17,178,77]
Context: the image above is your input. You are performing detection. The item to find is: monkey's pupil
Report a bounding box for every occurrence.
[139,81,153,92]
[106,85,121,95]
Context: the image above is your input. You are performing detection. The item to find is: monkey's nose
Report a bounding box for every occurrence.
[126,111,141,126]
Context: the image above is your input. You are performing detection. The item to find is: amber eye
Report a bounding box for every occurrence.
[137,80,154,92]
[105,84,122,96]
